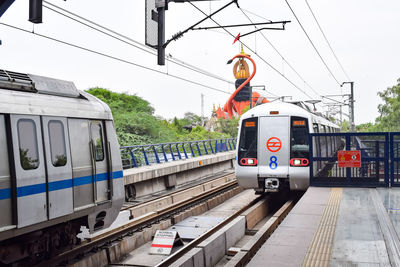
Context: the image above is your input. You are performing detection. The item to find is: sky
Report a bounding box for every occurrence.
[0,0,399,125]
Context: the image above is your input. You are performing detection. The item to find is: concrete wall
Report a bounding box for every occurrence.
[123,152,235,198]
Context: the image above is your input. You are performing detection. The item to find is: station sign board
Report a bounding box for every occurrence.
[149,230,183,255]
[338,150,361,168]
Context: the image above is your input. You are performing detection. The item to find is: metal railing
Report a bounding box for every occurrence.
[310,132,390,187]
[120,138,237,169]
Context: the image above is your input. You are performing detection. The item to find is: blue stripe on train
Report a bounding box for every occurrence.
[17,183,46,197]
[0,170,124,200]
[0,188,11,200]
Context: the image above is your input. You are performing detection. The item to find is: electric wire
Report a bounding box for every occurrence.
[240,8,272,23]
[0,22,230,95]
[42,1,234,86]
[284,0,341,86]
[189,2,314,99]
[239,8,321,98]
[304,0,351,81]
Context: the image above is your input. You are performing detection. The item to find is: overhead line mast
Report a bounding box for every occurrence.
[189,2,313,99]
[41,1,235,86]
[149,0,289,65]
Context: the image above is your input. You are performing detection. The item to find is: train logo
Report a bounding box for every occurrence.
[266,137,282,153]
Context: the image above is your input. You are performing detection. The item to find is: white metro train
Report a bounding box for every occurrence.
[0,70,124,265]
[236,101,340,193]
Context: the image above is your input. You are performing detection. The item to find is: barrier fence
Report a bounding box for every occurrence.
[120,138,236,169]
[309,132,400,187]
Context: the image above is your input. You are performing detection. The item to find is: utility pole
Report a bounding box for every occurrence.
[156,0,166,65]
[341,82,355,131]
[350,82,355,131]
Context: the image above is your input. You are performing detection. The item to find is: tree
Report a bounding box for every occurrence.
[341,120,350,132]
[376,78,400,131]
[216,117,239,137]
[86,88,229,146]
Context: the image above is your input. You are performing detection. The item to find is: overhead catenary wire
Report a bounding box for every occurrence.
[240,8,272,23]
[304,0,351,81]
[42,1,234,86]
[239,8,321,98]
[284,0,341,86]
[189,2,314,99]
[0,22,230,95]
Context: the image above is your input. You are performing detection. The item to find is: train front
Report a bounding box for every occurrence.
[235,102,311,193]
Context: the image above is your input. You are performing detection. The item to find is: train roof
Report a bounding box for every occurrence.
[241,101,338,128]
[0,69,112,120]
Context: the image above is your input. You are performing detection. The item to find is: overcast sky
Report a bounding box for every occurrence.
[1,0,399,124]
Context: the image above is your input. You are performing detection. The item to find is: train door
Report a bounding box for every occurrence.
[42,117,73,219]
[0,115,12,229]
[258,116,290,179]
[10,115,47,227]
[90,121,109,203]
[69,119,94,210]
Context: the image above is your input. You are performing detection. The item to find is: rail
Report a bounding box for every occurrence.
[120,138,237,169]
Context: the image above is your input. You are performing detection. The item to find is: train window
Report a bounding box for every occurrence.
[48,120,67,167]
[17,119,39,170]
[91,122,104,161]
[290,117,309,158]
[238,118,258,163]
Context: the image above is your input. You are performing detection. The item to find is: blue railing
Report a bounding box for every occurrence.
[120,138,237,169]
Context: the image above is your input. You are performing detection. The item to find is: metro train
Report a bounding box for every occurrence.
[236,101,340,193]
[0,70,124,265]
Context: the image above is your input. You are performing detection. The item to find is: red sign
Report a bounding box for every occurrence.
[266,137,282,153]
[338,150,361,168]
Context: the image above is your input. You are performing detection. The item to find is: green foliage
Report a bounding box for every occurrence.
[375,78,400,131]
[355,122,380,132]
[20,149,38,170]
[341,120,350,132]
[54,155,67,167]
[182,112,203,126]
[216,117,239,137]
[87,88,230,146]
[87,87,169,146]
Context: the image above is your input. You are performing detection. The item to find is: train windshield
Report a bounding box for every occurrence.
[290,117,309,158]
[238,118,258,162]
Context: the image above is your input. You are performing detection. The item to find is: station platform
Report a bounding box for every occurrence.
[248,187,400,267]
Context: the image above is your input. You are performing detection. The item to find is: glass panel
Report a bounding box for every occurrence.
[238,117,258,163]
[91,122,104,161]
[18,119,39,170]
[48,120,67,167]
[290,117,309,158]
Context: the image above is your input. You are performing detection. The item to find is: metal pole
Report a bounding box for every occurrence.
[340,104,343,127]
[350,82,355,131]
[157,2,165,65]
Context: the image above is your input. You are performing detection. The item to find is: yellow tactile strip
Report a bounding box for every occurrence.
[302,188,343,267]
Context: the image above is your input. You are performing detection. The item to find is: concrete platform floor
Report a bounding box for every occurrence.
[119,190,258,266]
[248,187,400,267]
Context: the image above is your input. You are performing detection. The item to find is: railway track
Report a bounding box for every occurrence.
[154,193,298,267]
[34,173,239,267]
[32,170,299,267]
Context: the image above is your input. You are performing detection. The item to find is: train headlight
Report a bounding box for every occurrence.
[239,158,258,166]
[290,158,309,167]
